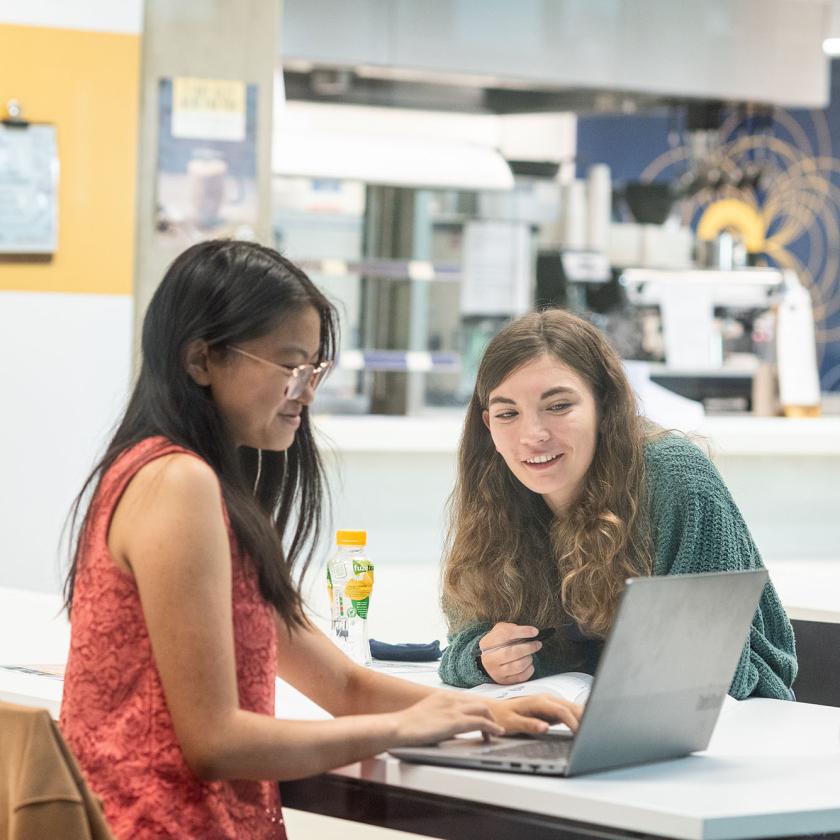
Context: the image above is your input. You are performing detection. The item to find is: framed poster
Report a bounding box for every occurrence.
[0,123,59,254]
[155,77,258,246]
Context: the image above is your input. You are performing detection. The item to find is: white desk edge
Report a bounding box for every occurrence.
[3,669,840,840]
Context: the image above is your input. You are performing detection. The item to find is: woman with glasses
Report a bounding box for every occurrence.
[59,240,580,840]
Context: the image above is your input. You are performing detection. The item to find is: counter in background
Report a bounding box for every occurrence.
[766,559,840,624]
[303,414,840,645]
[3,414,836,658]
[313,413,840,575]
[313,415,840,455]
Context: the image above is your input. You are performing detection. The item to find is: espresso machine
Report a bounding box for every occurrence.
[619,266,819,414]
[620,267,781,368]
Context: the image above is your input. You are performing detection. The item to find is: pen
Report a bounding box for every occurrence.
[479,626,556,656]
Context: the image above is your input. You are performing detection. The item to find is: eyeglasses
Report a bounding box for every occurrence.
[227,345,332,400]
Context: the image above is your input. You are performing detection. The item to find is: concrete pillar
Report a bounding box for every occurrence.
[133,0,280,358]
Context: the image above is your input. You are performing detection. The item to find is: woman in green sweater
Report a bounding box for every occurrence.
[439,309,796,700]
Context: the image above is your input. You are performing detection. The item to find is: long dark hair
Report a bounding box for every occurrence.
[64,240,338,627]
[442,309,652,638]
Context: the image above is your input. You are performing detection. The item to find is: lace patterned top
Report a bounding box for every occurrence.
[60,437,285,840]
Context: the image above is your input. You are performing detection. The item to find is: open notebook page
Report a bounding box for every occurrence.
[469,671,593,705]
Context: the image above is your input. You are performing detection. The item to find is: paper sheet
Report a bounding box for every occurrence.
[469,671,593,705]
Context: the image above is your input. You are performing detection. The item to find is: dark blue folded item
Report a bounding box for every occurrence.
[369,639,442,662]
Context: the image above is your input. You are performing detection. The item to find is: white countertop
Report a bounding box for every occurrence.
[336,696,840,840]
[312,414,840,456]
[4,580,840,839]
[4,662,840,840]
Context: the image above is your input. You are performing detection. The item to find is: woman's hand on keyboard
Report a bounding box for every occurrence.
[487,694,583,735]
[390,692,505,746]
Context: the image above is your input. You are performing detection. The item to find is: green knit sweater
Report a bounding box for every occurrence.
[438,433,797,700]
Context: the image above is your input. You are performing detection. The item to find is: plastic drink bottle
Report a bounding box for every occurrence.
[326,530,374,665]
[776,269,821,417]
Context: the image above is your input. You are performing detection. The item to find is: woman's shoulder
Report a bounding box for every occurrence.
[107,444,225,565]
[105,438,221,524]
[643,431,725,502]
[124,447,219,504]
[644,430,710,463]
[110,436,212,480]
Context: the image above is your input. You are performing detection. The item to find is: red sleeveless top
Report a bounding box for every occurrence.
[60,437,285,840]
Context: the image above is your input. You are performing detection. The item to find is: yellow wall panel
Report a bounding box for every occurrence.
[0,24,139,294]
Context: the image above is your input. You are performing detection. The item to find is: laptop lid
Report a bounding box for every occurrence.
[390,569,768,777]
[565,568,768,775]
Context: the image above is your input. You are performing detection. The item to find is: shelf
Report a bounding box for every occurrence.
[646,361,760,379]
[337,350,460,373]
[297,258,461,282]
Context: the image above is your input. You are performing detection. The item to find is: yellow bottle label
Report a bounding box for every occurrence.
[344,570,374,600]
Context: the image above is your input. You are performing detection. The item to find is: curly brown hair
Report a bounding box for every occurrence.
[442,309,654,639]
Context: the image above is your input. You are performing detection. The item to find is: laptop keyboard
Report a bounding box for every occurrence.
[482,739,573,760]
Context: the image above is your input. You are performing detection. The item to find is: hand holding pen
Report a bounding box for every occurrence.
[475,624,556,685]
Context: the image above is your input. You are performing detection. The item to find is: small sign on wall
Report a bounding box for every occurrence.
[460,220,532,316]
[171,77,246,143]
[0,123,59,254]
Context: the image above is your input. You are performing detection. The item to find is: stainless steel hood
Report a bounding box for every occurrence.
[280,0,832,112]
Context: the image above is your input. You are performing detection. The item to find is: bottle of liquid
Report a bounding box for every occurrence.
[326,530,374,665]
[776,269,821,417]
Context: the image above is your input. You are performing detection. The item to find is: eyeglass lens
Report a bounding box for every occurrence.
[286,365,325,399]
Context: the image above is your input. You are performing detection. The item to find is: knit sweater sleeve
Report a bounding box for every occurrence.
[646,435,797,700]
[438,621,493,687]
[438,620,588,687]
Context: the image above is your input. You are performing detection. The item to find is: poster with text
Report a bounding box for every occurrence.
[156,77,258,247]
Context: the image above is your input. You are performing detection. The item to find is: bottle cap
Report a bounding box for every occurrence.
[336,529,366,546]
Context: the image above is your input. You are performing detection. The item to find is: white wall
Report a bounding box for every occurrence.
[0,0,142,32]
[0,293,133,592]
[0,1,139,593]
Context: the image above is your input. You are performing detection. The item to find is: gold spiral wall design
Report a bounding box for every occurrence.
[639,110,840,386]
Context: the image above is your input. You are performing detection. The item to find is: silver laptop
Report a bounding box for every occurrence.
[390,569,768,777]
